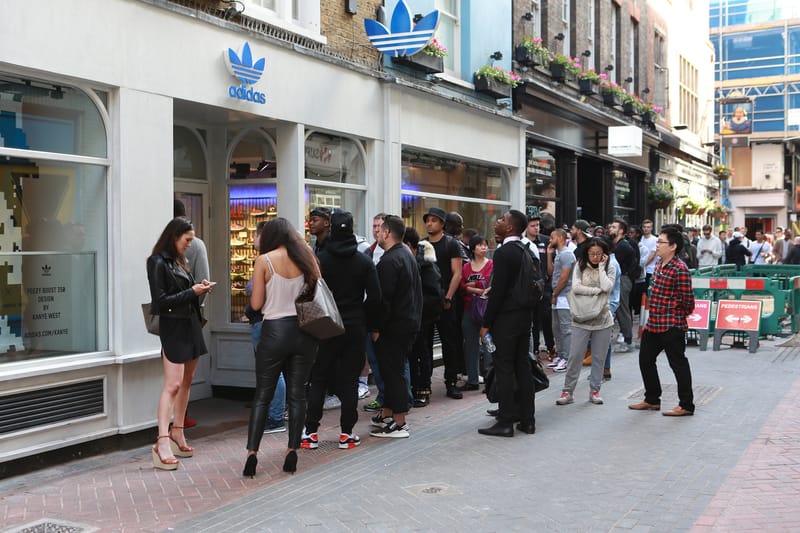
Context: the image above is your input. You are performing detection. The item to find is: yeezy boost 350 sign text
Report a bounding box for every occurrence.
[224,42,266,105]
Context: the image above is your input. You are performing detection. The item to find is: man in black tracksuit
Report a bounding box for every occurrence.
[302,211,382,449]
[479,210,536,437]
[370,215,422,438]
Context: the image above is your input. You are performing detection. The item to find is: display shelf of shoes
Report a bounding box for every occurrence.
[229,197,277,322]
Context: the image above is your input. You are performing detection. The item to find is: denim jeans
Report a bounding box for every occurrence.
[252,321,286,425]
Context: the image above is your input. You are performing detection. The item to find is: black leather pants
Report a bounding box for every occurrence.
[247,317,318,451]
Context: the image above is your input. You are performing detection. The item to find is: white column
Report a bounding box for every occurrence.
[277,123,305,231]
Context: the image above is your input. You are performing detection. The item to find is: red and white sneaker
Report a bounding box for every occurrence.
[338,433,361,449]
[300,431,319,449]
[590,391,604,405]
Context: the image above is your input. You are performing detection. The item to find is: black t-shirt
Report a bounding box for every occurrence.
[428,235,462,291]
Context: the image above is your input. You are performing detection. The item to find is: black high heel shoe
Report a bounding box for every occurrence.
[282,450,297,474]
[243,454,257,478]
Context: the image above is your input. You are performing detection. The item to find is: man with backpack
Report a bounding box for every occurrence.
[609,219,637,353]
[478,210,537,437]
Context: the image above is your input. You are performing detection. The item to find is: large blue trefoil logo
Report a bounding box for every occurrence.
[224,42,267,105]
[364,0,439,57]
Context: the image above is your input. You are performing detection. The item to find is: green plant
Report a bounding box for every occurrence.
[600,80,624,96]
[549,53,581,77]
[648,182,675,206]
[421,38,448,57]
[578,69,605,84]
[519,35,548,62]
[713,164,734,179]
[475,64,522,87]
[677,197,703,215]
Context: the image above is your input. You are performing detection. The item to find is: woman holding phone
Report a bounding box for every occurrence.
[146,217,214,470]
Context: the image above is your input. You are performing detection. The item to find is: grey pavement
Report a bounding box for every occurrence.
[168,340,800,533]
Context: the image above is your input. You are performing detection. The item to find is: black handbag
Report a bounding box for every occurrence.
[485,355,549,403]
[141,303,159,336]
[295,278,345,339]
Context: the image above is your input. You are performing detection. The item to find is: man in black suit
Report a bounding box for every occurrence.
[478,210,536,437]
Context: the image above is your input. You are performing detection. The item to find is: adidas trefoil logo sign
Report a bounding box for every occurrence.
[224,42,267,105]
[364,0,439,57]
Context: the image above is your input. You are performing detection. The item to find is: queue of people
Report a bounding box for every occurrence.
[145,205,703,475]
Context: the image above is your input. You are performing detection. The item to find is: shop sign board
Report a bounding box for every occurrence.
[224,42,267,105]
[716,299,761,332]
[364,0,439,57]
[608,126,642,157]
[686,299,711,330]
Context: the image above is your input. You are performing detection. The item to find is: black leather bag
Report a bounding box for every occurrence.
[295,278,345,340]
[141,303,159,336]
[485,356,549,403]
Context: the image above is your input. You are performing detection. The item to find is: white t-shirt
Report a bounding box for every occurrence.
[642,234,658,274]
[749,240,772,264]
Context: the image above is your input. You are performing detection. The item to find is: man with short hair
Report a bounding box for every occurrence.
[478,210,536,437]
[749,230,772,265]
[423,207,465,399]
[444,211,470,261]
[370,215,422,438]
[697,224,723,267]
[523,216,553,358]
[547,228,574,373]
[772,227,785,264]
[363,212,387,411]
[309,207,332,255]
[629,227,695,417]
[609,219,635,352]
[641,219,658,287]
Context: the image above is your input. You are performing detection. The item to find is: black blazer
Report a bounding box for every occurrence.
[146,252,201,320]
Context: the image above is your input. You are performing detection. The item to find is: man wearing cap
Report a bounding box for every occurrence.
[725,231,751,270]
[423,207,465,399]
[570,219,592,259]
[302,210,383,450]
[309,207,331,255]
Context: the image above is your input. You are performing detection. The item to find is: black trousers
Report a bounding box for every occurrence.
[493,311,535,425]
[532,298,554,352]
[426,306,462,385]
[409,325,432,392]
[305,325,366,435]
[375,329,416,415]
[638,328,695,412]
[247,317,318,451]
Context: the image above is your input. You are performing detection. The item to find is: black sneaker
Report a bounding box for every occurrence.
[461,383,480,391]
[446,385,463,399]
[370,413,393,428]
[370,421,409,438]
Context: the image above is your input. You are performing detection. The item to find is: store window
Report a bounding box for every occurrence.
[612,169,635,221]
[525,146,558,225]
[401,151,511,243]
[304,132,367,243]
[173,125,207,180]
[227,130,277,323]
[0,75,108,362]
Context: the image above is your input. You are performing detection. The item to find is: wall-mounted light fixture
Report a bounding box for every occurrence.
[624,76,633,83]
[604,65,614,72]
[642,87,650,94]
[581,50,592,57]
[221,0,245,19]
[554,33,565,41]
[522,12,534,21]
[490,51,503,61]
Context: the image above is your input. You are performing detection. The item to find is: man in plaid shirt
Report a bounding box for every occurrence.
[629,227,696,416]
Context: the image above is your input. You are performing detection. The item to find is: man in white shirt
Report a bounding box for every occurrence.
[749,230,772,265]
[697,224,723,267]
[641,219,658,285]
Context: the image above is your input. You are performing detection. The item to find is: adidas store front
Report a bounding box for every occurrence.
[0,1,524,460]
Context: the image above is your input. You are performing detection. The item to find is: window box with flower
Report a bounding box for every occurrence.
[678,197,703,216]
[600,81,624,108]
[392,38,446,74]
[621,94,644,116]
[516,36,548,67]
[648,182,675,210]
[548,54,581,82]
[577,69,605,96]
[640,103,663,129]
[473,64,521,99]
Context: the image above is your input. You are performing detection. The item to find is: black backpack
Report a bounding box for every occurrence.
[508,241,543,308]
[417,253,444,324]
[625,236,643,281]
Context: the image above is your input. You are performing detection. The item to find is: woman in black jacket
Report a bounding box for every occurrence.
[147,218,214,470]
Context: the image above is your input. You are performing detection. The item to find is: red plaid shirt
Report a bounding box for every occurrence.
[645,256,694,333]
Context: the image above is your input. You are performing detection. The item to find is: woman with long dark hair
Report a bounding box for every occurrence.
[556,237,615,407]
[146,217,214,470]
[244,217,320,476]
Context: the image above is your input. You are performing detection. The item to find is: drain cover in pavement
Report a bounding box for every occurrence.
[5,519,98,533]
[626,384,721,406]
[402,482,461,497]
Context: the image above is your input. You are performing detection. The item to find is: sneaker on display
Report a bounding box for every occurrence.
[230,222,245,231]
[590,391,604,404]
[300,431,319,449]
[230,238,246,247]
[370,421,409,438]
[338,433,361,449]
[323,395,341,410]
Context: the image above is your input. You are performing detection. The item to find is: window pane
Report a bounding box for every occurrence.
[401,195,508,249]
[0,74,107,158]
[0,160,108,361]
[525,146,558,219]
[173,126,207,180]
[305,133,365,185]
[305,185,367,243]
[401,152,508,201]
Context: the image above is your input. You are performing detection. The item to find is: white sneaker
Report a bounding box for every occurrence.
[616,343,633,353]
[617,334,625,344]
[556,391,574,405]
[547,357,563,368]
[323,395,341,410]
[590,391,604,404]
[358,383,370,399]
[478,375,484,384]
[554,359,567,372]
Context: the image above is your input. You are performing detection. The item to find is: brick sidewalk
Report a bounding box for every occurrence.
[692,376,800,532]
[0,368,486,533]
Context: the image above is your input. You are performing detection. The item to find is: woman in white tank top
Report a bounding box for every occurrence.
[243,218,320,477]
